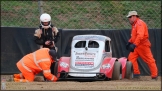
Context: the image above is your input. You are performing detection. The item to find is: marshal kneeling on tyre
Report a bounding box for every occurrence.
[54,34,133,81]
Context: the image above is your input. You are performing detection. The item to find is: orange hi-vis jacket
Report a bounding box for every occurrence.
[129,18,151,47]
[17,48,56,81]
[128,18,158,77]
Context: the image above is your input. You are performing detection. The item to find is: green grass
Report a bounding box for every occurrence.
[1,1,161,29]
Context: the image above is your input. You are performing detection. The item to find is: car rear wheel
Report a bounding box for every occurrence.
[112,61,122,80]
[54,61,58,76]
[125,61,133,79]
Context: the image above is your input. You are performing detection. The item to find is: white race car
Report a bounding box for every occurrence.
[55,34,133,81]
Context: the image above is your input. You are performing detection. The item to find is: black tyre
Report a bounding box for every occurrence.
[54,61,58,76]
[125,61,133,79]
[112,61,122,80]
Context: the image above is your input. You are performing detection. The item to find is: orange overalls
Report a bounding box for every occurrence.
[128,18,158,78]
[14,48,57,82]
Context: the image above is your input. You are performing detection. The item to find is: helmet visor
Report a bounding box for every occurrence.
[41,21,50,26]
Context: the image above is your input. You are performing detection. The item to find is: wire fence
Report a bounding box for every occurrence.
[1,1,161,29]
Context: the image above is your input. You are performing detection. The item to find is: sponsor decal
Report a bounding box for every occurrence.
[60,62,69,68]
[75,56,94,61]
[75,62,94,68]
[102,63,111,69]
[75,52,96,56]
[74,52,97,61]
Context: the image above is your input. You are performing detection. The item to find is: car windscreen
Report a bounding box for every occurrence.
[74,41,86,48]
[88,41,99,48]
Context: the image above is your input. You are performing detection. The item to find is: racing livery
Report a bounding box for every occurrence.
[54,35,133,81]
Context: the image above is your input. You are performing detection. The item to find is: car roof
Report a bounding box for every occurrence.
[73,34,111,41]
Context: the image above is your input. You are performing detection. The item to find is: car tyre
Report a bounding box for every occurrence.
[54,61,58,76]
[125,61,133,79]
[112,61,122,80]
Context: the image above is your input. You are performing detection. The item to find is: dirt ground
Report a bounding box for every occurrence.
[1,75,161,90]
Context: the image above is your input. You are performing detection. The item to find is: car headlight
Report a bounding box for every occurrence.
[60,62,69,68]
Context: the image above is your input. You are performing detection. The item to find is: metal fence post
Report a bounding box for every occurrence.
[38,0,44,16]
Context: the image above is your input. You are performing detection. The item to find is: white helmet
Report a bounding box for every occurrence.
[40,13,51,29]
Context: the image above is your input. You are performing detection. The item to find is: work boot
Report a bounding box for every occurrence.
[134,74,140,78]
[13,73,24,79]
[151,77,158,81]
[14,78,30,82]
[14,78,20,82]
[13,74,21,79]
[132,74,140,80]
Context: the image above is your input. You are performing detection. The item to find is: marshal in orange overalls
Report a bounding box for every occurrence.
[13,48,57,82]
[128,18,158,78]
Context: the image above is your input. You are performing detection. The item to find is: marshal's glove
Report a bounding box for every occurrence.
[126,42,131,50]
[52,75,58,82]
[128,43,136,52]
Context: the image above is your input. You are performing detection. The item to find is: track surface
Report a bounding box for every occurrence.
[1,75,161,90]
